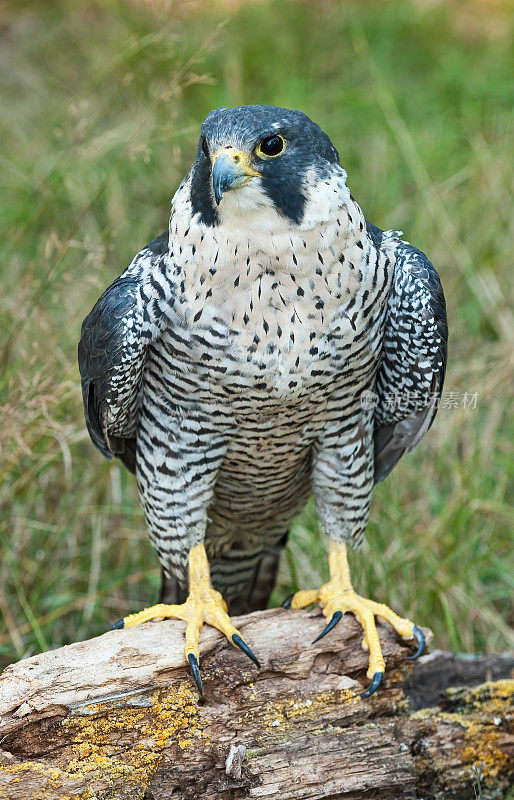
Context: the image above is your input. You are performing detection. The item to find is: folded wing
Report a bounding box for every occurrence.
[78,232,170,473]
[367,222,448,483]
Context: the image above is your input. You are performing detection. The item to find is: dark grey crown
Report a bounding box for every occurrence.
[189,105,340,226]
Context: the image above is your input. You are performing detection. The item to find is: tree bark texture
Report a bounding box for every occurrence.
[0,608,512,800]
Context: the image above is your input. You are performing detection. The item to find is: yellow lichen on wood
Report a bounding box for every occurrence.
[0,682,208,799]
[447,678,514,716]
[411,678,514,722]
[243,687,359,737]
[456,679,514,785]
[0,760,95,800]
[410,679,514,791]
[62,682,208,793]
[461,723,510,784]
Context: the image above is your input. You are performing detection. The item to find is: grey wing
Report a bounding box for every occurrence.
[367,222,448,484]
[78,232,170,473]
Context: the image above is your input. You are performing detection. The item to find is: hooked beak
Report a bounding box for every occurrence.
[211,147,261,205]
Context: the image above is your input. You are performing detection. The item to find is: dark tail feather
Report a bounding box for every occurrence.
[243,550,282,612]
[228,531,289,615]
[159,570,188,605]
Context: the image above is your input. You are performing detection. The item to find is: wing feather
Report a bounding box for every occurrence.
[367,222,448,483]
[78,232,169,473]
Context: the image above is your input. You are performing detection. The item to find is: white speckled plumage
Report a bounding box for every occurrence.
[79,106,447,613]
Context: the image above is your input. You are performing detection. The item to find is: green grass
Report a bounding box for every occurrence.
[1,0,513,668]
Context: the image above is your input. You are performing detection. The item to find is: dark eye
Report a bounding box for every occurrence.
[257,135,285,157]
[201,137,209,158]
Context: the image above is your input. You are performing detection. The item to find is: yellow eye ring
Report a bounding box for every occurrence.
[256,134,285,158]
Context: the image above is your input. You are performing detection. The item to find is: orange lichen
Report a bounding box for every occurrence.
[456,680,514,785]
[63,683,208,789]
[461,723,510,783]
[0,683,208,799]
[243,687,359,737]
[446,678,514,717]
[410,679,514,792]
[0,760,95,800]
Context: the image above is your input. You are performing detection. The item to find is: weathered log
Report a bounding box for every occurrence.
[0,607,512,799]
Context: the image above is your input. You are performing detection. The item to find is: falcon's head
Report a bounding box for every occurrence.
[188,105,341,227]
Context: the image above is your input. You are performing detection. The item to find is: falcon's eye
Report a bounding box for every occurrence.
[257,135,285,158]
[201,137,209,159]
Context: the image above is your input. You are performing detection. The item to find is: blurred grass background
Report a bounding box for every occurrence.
[0,0,513,669]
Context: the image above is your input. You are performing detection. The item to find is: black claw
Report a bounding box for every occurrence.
[281,594,294,609]
[111,618,125,630]
[232,633,261,668]
[312,610,343,644]
[360,671,383,699]
[406,624,425,661]
[188,653,203,695]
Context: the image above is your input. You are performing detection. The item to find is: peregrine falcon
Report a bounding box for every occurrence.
[78,105,447,696]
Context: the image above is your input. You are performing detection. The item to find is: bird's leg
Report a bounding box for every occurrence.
[286,541,424,697]
[111,543,260,693]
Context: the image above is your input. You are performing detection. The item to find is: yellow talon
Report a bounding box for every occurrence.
[112,543,260,690]
[289,541,422,692]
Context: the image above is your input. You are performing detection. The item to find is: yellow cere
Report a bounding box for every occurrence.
[211,146,261,178]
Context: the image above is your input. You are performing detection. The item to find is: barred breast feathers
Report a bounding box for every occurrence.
[164,164,393,391]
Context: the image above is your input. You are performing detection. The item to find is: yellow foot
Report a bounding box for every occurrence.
[111,544,260,694]
[284,542,425,698]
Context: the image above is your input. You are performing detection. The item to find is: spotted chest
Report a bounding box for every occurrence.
[143,166,394,435]
[161,263,388,409]
[159,293,386,419]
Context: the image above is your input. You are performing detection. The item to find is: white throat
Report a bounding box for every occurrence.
[167,165,373,325]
